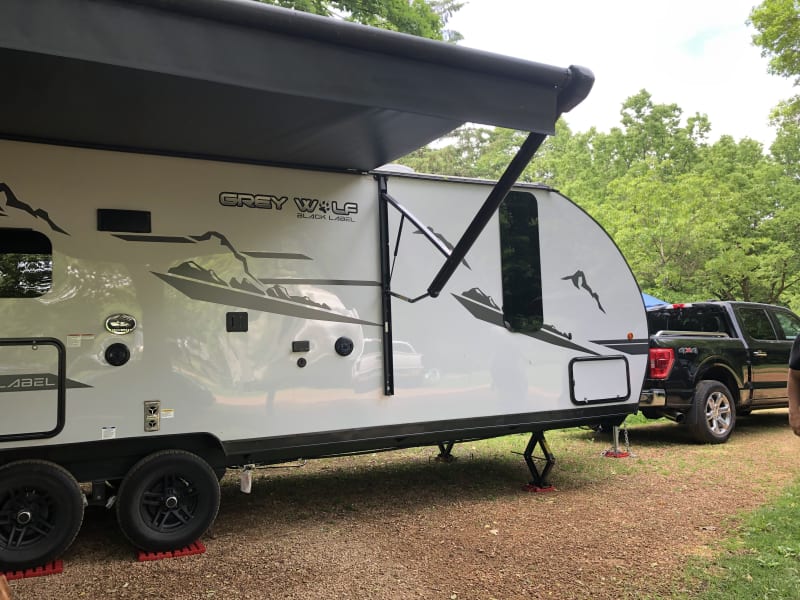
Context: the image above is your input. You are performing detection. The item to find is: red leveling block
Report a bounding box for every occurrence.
[602,449,630,458]
[137,540,206,562]
[3,560,63,581]
[603,426,632,459]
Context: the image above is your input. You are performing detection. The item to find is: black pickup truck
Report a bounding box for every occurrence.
[638,301,800,443]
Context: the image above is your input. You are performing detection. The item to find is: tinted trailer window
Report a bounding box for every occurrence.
[499,191,543,334]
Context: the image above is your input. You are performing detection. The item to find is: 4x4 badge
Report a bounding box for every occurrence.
[105,313,137,335]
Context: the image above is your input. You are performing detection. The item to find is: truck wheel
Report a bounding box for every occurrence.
[688,380,736,444]
[116,450,220,551]
[0,460,84,571]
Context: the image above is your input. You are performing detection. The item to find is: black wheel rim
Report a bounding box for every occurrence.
[0,485,57,551]
[139,473,199,533]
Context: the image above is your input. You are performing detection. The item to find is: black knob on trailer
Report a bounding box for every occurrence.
[334,337,354,356]
[105,343,131,367]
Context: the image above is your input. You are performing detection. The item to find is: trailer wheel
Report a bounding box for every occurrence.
[116,450,220,551]
[0,460,84,571]
[688,380,736,444]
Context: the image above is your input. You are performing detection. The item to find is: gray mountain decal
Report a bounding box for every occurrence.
[453,287,593,354]
[168,261,227,286]
[149,232,378,326]
[414,226,470,269]
[190,231,259,282]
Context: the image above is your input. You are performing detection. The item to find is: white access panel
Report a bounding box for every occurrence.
[569,356,630,404]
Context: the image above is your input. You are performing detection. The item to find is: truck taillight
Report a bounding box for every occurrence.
[649,347,675,379]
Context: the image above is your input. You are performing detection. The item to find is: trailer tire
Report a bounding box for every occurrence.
[688,380,736,444]
[116,450,220,552]
[0,460,84,571]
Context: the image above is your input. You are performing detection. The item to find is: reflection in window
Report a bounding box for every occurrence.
[0,229,53,298]
[772,310,800,340]
[499,191,543,333]
[737,307,776,341]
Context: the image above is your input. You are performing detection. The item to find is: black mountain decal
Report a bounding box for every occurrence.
[0,182,69,235]
[561,270,605,313]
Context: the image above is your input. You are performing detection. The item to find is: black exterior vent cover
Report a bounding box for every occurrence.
[97,209,152,233]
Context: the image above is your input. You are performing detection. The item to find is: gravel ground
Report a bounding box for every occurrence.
[7,410,800,600]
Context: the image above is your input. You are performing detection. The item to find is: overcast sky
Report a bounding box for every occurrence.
[448,0,795,147]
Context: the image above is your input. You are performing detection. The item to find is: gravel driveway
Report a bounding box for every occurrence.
[7,411,800,600]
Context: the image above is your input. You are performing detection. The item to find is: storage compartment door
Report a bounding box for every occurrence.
[0,339,65,441]
[569,356,630,405]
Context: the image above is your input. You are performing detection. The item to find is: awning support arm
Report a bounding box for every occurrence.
[426,131,547,298]
[382,191,453,260]
[389,213,405,280]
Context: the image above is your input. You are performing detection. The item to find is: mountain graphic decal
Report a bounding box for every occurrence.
[561,270,605,313]
[414,226,470,269]
[122,230,380,327]
[452,287,596,355]
[0,182,69,235]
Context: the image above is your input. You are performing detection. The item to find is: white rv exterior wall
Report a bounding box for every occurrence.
[386,176,647,421]
[0,140,646,451]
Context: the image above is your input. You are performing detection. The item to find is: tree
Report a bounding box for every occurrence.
[750,0,800,167]
[769,99,800,178]
[749,0,800,85]
[396,89,800,308]
[257,0,463,41]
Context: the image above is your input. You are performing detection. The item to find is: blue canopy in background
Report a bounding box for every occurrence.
[642,292,668,307]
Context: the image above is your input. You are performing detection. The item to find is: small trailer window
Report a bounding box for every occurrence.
[499,191,543,334]
[0,229,53,298]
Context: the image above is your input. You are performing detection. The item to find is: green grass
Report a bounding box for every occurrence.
[665,480,800,600]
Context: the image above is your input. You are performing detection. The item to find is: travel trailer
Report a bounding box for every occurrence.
[0,0,648,570]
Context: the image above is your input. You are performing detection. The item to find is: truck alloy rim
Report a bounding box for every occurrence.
[704,391,732,434]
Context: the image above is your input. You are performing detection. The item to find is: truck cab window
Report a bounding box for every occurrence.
[499,191,543,334]
[0,229,53,298]
[736,307,777,341]
[771,310,800,340]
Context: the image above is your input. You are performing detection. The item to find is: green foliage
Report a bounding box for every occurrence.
[749,0,800,84]
[0,254,52,298]
[750,0,800,171]
[769,100,800,177]
[396,89,800,309]
[257,0,462,40]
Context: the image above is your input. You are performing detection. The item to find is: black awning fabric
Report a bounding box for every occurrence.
[0,0,594,171]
